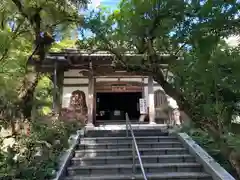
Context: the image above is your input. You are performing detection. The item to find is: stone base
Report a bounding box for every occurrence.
[149,121,156,124]
[139,114,146,122]
[85,123,95,130]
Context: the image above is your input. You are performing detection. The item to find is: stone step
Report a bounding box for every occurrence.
[61,129,215,180]
[77,141,183,149]
[80,136,178,144]
[85,129,168,137]
[67,162,203,176]
[95,120,147,125]
[71,154,196,166]
[64,172,212,180]
[74,147,188,157]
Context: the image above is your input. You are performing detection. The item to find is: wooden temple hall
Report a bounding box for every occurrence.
[41,49,180,126]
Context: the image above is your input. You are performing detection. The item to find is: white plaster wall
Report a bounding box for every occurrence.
[62,70,89,108]
[143,77,158,84]
[120,78,142,82]
[96,77,142,82]
[96,78,118,82]
[64,69,84,77]
[143,78,148,83]
[63,78,88,84]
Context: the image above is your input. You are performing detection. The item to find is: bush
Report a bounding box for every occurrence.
[0,117,82,180]
[185,128,239,178]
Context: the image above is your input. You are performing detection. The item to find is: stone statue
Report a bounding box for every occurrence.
[69,90,88,116]
[61,90,88,125]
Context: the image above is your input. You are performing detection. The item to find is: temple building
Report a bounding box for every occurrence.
[40,48,180,126]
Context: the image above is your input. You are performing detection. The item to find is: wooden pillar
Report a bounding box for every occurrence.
[148,76,155,124]
[167,109,172,125]
[87,72,95,126]
[56,68,64,113]
[141,77,145,97]
[93,77,96,125]
[52,60,57,112]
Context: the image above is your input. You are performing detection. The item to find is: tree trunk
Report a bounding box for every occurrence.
[124,63,194,117]
[152,69,240,178]
[18,72,40,120]
[153,70,193,116]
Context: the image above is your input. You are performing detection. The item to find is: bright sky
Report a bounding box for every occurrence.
[225,35,240,47]
[88,0,120,10]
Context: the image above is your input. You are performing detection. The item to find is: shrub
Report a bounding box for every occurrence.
[0,117,82,180]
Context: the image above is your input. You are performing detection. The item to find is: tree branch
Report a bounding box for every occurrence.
[11,0,28,20]
[174,42,188,55]
[47,15,84,31]
[152,67,192,116]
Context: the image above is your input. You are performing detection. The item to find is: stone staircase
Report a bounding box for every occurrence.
[63,129,213,180]
[95,119,148,126]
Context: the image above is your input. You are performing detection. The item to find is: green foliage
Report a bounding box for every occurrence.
[81,0,240,177]
[0,0,88,179]
[82,0,240,129]
[51,39,77,52]
[82,0,240,54]
[173,43,240,128]
[0,70,82,179]
[188,128,239,178]
[34,75,54,115]
[0,119,80,180]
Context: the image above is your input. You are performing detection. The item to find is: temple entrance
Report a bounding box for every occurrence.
[96,92,142,124]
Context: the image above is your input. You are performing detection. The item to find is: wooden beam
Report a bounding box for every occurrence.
[52,61,57,112]
[62,83,159,87]
[63,84,88,87]
[64,76,87,79]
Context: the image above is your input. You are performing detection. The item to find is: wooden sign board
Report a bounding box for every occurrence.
[139,98,147,114]
[96,81,143,93]
[111,86,126,92]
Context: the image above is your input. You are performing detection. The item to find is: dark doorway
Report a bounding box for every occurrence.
[96,92,142,121]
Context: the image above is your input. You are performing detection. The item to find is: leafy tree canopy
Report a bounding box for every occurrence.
[0,0,88,178]
[80,0,240,177]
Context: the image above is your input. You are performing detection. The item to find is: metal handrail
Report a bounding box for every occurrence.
[125,113,147,180]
